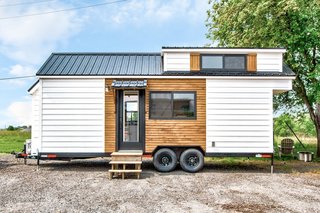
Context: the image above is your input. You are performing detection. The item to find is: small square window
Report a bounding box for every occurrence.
[173,93,195,118]
[150,93,172,118]
[201,56,223,69]
[224,56,245,70]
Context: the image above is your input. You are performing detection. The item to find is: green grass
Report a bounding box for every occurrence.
[0,129,318,162]
[274,136,319,161]
[206,136,319,164]
[0,130,30,153]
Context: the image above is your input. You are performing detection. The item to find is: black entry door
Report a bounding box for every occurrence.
[117,90,145,151]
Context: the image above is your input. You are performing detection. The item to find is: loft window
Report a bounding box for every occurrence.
[201,55,246,71]
[150,92,196,119]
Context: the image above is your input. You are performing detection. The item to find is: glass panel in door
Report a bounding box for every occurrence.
[123,91,139,142]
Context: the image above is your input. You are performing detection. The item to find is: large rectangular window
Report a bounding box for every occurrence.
[201,55,246,71]
[150,92,196,119]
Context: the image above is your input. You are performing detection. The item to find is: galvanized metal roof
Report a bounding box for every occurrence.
[36,53,162,76]
[111,80,147,88]
[36,52,294,77]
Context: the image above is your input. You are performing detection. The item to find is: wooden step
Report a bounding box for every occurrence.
[109,151,143,180]
[109,161,142,164]
[111,152,143,156]
[109,169,142,173]
[112,156,142,161]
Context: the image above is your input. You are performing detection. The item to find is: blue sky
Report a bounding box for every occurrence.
[0,0,211,128]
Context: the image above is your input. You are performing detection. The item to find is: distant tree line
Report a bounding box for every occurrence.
[274,114,316,137]
[5,125,31,131]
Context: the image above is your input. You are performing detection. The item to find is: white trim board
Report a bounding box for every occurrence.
[37,76,296,80]
[161,48,286,54]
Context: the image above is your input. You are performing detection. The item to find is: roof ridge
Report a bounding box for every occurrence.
[162,46,285,49]
[51,52,161,55]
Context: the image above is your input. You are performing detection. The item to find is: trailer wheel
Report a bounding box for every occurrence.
[153,148,177,172]
[179,149,204,173]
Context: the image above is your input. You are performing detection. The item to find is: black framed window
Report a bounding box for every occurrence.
[201,54,246,71]
[150,92,196,119]
[202,55,223,69]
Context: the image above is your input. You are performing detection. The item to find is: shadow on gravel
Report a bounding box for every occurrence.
[203,163,268,173]
[8,156,319,175]
[0,160,10,169]
[38,159,109,172]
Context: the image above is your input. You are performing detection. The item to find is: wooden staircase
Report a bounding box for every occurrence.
[109,151,143,179]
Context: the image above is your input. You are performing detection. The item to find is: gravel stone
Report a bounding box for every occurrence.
[0,154,319,212]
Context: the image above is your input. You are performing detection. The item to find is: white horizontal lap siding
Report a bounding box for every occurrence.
[41,79,105,153]
[257,52,282,72]
[31,87,41,155]
[163,53,190,71]
[206,79,273,153]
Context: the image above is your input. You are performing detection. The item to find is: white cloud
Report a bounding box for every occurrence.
[6,100,32,126]
[0,2,84,64]
[95,0,209,27]
[9,64,35,76]
[2,64,37,86]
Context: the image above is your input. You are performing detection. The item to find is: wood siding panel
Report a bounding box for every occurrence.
[190,53,200,71]
[247,54,257,72]
[145,79,206,153]
[105,79,116,152]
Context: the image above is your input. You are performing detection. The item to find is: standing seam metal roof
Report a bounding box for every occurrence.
[37,53,163,76]
[36,52,295,77]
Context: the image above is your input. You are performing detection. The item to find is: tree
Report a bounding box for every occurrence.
[7,125,15,131]
[206,0,320,156]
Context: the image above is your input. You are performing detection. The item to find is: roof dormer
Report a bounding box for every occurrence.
[162,47,286,73]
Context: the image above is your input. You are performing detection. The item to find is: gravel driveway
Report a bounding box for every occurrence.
[0,154,319,213]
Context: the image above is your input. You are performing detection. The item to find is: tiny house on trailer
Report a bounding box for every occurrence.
[27,47,295,173]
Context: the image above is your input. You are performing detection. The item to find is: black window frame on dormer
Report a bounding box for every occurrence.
[200,54,247,71]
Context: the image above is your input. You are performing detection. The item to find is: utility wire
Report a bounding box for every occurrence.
[0,75,35,80]
[0,0,129,20]
[0,0,56,8]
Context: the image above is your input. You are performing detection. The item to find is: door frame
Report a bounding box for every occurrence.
[116,89,145,151]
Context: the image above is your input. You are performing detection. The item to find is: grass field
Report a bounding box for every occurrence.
[0,130,318,161]
[0,130,30,153]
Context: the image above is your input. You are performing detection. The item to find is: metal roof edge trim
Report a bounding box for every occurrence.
[36,75,296,80]
[27,79,40,93]
[51,52,161,55]
[162,46,286,49]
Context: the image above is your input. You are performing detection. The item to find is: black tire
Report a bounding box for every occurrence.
[179,149,204,173]
[153,148,177,172]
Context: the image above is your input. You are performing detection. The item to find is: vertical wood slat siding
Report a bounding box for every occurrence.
[190,53,200,71]
[105,79,116,152]
[104,79,206,153]
[247,54,257,72]
[145,79,206,153]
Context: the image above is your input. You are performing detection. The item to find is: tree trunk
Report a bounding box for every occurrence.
[316,104,320,157]
[316,126,320,157]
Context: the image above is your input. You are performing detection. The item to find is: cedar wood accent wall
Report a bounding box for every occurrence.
[190,53,200,71]
[105,79,206,153]
[105,79,116,152]
[247,54,257,72]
